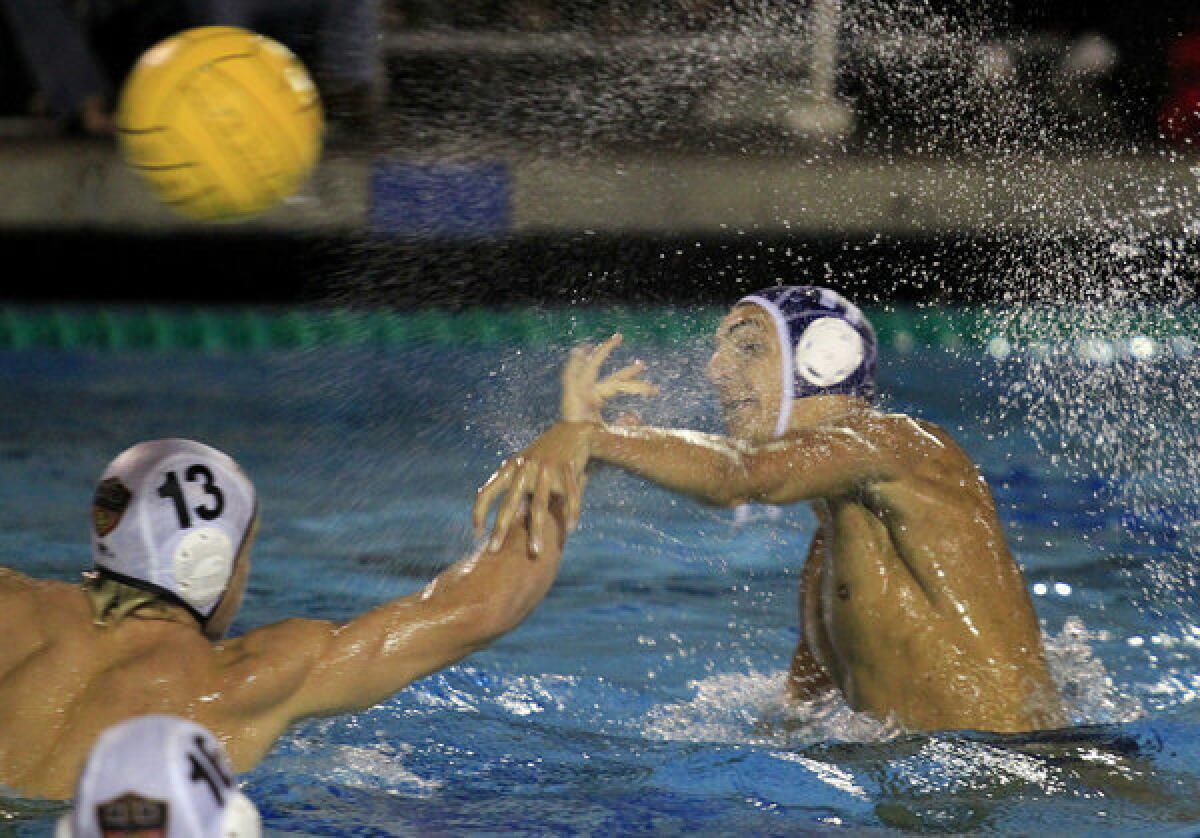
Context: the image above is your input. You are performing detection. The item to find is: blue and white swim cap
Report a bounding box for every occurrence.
[58,715,261,838]
[90,439,257,624]
[737,286,877,438]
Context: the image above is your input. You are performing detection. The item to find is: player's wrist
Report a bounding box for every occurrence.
[570,420,602,450]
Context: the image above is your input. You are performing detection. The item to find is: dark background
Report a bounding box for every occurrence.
[2,0,1198,307]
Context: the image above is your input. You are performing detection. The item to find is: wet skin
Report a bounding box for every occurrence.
[482,310,1066,733]
[0,429,586,799]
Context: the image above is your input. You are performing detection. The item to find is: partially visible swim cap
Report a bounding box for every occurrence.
[58,715,261,838]
[90,439,257,625]
[737,286,877,438]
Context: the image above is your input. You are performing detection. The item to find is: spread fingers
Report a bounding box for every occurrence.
[595,378,660,400]
[562,464,582,531]
[489,463,534,552]
[473,461,513,535]
[528,465,552,558]
[583,333,623,380]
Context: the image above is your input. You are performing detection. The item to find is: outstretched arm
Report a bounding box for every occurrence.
[559,333,892,507]
[223,436,585,727]
[474,338,898,547]
[587,422,898,507]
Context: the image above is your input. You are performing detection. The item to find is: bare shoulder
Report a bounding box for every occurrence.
[0,570,84,614]
[214,618,334,675]
[0,566,37,592]
[0,569,37,619]
[861,412,975,471]
[209,618,336,713]
[861,412,1002,520]
[218,617,335,661]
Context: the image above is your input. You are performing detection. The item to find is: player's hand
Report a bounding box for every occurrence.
[473,422,590,557]
[560,334,659,424]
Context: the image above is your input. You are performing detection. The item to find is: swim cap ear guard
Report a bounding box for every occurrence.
[738,286,878,438]
[57,715,262,838]
[90,439,257,632]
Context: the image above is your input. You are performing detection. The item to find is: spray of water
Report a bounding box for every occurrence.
[842,0,1200,715]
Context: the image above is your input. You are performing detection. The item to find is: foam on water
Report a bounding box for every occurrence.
[643,671,900,746]
[640,617,1141,750]
[298,741,443,797]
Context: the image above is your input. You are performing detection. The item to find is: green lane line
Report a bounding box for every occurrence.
[0,306,1190,353]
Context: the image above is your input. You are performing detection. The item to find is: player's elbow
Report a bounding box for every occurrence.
[708,454,763,507]
[702,461,742,506]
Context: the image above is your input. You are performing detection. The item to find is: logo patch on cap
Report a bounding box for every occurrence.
[92,478,132,537]
[96,792,168,835]
[795,317,866,388]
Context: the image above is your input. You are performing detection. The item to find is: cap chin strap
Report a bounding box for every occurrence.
[739,295,794,439]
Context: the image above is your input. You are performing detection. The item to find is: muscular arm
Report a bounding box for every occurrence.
[588,423,899,507]
[224,487,577,727]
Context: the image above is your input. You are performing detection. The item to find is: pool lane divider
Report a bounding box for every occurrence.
[0,306,1188,353]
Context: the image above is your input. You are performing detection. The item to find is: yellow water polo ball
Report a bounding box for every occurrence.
[117,26,324,222]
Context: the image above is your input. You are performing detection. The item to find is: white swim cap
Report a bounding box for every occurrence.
[91,439,257,623]
[57,715,261,838]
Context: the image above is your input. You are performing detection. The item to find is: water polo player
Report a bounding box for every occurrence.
[0,433,588,798]
[477,286,1066,733]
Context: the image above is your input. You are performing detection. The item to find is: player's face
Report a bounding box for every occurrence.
[707,305,783,442]
[203,515,257,641]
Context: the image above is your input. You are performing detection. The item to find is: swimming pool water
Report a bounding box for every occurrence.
[5,324,1200,834]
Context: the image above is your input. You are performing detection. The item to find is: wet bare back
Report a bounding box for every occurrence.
[0,570,294,797]
[789,414,1064,732]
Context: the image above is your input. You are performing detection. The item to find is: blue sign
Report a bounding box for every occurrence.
[370,160,511,236]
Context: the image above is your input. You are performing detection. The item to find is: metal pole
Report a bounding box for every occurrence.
[809,0,842,101]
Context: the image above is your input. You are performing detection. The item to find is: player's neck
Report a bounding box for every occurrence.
[786,394,869,432]
[119,602,205,637]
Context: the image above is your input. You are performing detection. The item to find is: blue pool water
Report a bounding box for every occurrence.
[5,320,1200,834]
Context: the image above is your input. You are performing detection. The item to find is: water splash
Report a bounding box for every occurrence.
[1045,617,1144,724]
[641,615,1141,750]
[981,306,1200,636]
[644,670,882,746]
